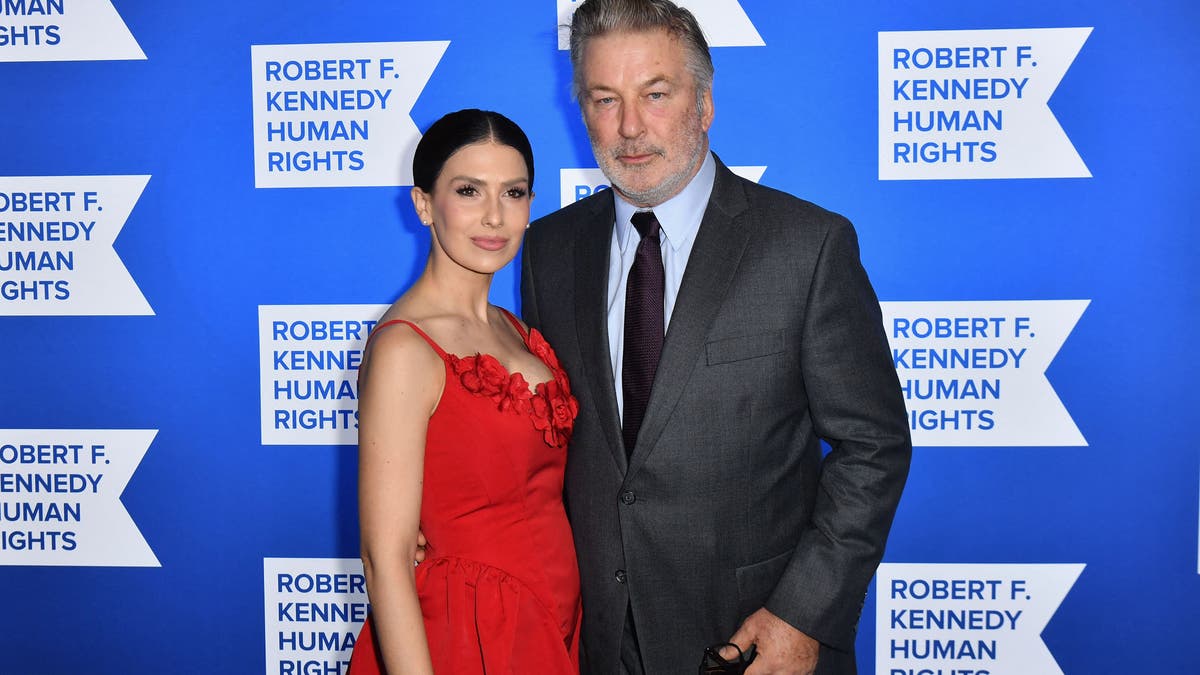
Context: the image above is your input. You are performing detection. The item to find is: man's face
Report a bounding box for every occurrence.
[579,29,714,207]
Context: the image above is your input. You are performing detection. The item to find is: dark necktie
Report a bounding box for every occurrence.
[622,211,665,458]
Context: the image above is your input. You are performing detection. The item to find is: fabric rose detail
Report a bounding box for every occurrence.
[448,336,577,448]
[531,378,578,448]
[474,355,510,395]
[497,373,533,414]
[527,329,561,371]
[453,354,536,415]
[453,354,508,397]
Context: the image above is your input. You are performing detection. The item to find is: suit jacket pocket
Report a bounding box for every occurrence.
[706,331,785,366]
[734,549,793,620]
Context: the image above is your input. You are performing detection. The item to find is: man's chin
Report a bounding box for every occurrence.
[607,173,659,199]
[615,180,654,196]
[612,185,659,206]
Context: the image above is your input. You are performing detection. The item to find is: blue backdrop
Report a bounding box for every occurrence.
[1,1,1197,673]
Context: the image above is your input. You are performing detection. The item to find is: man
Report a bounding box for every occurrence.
[520,1,911,672]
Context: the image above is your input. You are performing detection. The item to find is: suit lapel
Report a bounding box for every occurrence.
[627,160,751,477]
[573,195,628,473]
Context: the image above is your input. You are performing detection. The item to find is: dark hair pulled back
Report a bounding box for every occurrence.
[412,109,534,193]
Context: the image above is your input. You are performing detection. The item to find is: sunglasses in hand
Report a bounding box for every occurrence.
[699,642,757,674]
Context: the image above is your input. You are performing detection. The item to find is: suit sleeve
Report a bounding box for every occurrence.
[764,216,912,650]
[519,232,540,330]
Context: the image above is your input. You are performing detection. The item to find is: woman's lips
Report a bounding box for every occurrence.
[471,236,508,251]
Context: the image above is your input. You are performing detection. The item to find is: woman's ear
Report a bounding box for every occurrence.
[411,186,432,225]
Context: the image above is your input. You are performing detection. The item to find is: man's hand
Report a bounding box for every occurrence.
[413,530,427,564]
[722,608,819,675]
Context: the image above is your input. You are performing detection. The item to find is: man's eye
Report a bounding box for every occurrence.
[648,91,665,100]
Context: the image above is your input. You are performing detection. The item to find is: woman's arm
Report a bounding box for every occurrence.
[357,325,444,675]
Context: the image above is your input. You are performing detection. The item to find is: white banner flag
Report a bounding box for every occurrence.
[251,41,449,188]
[259,304,389,446]
[264,557,368,675]
[0,175,153,316]
[0,429,159,567]
[0,0,145,62]
[881,300,1088,447]
[877,563,1085,675]
[879,28,1092,180]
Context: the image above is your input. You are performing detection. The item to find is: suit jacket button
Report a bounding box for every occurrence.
[620,490,636,505]
[615,569,627,584]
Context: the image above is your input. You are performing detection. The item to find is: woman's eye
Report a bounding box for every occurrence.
[506,187,528,198]
[455,185,478,196]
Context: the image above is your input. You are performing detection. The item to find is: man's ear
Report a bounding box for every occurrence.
[700,87,715,132]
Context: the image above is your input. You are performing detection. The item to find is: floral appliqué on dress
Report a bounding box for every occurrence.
[448,328,579,448]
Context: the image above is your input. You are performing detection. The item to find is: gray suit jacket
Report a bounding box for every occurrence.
[521,157,911,674]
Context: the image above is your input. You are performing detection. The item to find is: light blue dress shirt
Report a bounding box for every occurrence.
[607,151,717,422]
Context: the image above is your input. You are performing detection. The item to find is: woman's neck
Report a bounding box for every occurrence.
[413,259,495,322]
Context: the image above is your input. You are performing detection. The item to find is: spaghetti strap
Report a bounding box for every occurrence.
[497,307,528,340]
[367,319,450,360]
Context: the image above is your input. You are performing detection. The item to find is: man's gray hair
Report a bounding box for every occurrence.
[568,0,714,104]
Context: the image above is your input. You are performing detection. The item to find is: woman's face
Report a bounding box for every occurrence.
[412,140,532,276]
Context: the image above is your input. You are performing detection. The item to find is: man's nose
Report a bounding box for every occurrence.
[619,102,645,139]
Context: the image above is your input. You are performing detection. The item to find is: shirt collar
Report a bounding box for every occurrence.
[614,151,716,253]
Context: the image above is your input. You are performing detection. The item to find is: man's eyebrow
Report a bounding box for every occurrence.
[586,75,673,95]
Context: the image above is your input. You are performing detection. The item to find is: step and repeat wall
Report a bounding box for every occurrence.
[1,1,1197,673]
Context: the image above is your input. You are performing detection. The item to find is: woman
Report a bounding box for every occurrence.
[347,109,580,674]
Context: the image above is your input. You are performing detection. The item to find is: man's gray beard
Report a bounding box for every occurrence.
[592,136,707,208]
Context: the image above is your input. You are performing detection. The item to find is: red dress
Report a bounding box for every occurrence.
[347,311,581,675]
